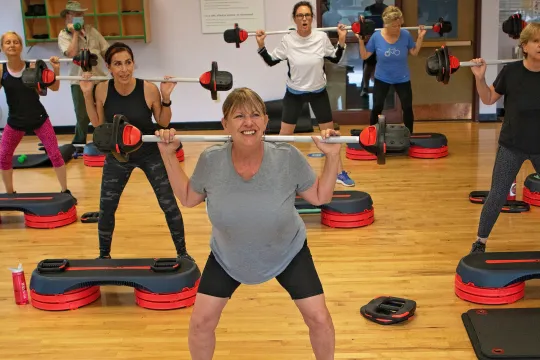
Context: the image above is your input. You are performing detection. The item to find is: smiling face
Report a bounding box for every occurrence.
[107,50,134,85]
[294,5,313,35]
[1,32,23,58]
[221,88,268,148]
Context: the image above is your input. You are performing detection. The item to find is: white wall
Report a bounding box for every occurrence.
[0,0,301,127]
[478,0,500,118]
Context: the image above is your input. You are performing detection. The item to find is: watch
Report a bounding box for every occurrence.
[162,100,172,107]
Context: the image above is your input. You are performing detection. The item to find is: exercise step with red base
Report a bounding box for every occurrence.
[346,143,377,161]
[0,193,77,229]
[523,173,540,207]
[408,133,449,159]
[29,257,201,311]
[83,154,106,167]
[454,251,540,305]
[295,190,375,228]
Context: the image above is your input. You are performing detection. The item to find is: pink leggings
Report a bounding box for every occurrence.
[0,118,65,170]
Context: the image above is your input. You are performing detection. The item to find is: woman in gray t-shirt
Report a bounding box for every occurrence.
[157,87,342,359]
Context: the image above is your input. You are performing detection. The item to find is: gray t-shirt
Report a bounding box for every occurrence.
[190,141,316,284]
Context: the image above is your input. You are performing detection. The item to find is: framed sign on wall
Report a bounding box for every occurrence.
[200,0,265,34]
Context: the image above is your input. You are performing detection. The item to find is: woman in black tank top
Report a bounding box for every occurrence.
[79,42,192,262]
[0,31,75,200]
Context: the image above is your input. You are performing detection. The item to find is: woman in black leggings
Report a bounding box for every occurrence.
[80,42,192,261]
[356,6,425,133]
[470,23,540,253]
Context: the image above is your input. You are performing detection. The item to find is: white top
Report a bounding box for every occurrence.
[259,31,343,92]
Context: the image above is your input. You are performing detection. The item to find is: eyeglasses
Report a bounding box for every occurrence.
[295,13,312,19]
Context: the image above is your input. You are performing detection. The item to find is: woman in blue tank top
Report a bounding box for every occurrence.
[356,6,426,134]
[79,42,193,262]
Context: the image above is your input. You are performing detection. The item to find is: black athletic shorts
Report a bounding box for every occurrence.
[197,240,324,300]
[282,88,333,125]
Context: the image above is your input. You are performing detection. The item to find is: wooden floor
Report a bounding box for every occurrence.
[1,121,540,360]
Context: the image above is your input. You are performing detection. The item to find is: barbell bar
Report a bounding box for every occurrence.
[0,58,73,64]
[224,18,451,47]
[54,75,201,83]
[140,134,360,143]
[426,45,520,84]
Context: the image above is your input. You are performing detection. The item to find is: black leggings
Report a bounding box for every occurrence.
[98,149,187,257]
[370,79,414,134]
[478,145,540,238]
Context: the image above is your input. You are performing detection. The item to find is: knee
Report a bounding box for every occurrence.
[189,310,220,335]
[303,307,334,331]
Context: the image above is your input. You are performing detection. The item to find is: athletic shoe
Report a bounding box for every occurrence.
[337,171,355,187]
[470,240,486,254]
[62,189,78,205]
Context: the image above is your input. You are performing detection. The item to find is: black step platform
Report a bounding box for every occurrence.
[295,191,374,228]
[0,192,77,228]
[524,173,540,207]
[12,144,75,169]
[455,252,540,304]
[462,308,540,360]
[29,257,201,311]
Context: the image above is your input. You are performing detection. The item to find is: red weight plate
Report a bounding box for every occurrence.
[455,286,524,305]
[31,287,101,311]
[134,279,199,302]
[24,206,78,229]
[135,295,196,310]
[321,208,374,221]
[455,274,525,297]
[31,286,100,303]
[409,145,448,154]
[321,215,374,228]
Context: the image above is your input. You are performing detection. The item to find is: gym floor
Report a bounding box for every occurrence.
[1,121,540,360]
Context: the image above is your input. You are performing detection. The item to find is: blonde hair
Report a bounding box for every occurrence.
[519,23,540,58]
[382,6,403,25]
[1,31,23,49]
[222,88,266,120]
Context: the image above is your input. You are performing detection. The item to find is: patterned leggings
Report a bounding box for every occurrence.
[0,118,65,170]
[477,145,540,238]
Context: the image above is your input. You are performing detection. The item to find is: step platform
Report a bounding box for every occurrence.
[462,308,540,360]
[295,190,374,228]
[83,143,106,167]
[345,142,377,161]
[0,192,77,228]
[523,173,540,207]
[29,257,201,311]
[454,251,540,304]
[408,133,448,159]
[13,144,75,169]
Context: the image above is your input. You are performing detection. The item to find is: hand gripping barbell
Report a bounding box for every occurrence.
[91,114,390,165]
[20,59,233,100]
[425,45,520,84]
[224,18,452,48]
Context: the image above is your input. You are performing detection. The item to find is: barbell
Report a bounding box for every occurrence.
[92,114,389,165]
[224,18,452,48]
[0,58,73,64]
[425,45,520,84]
[0,49,96,69]
[20,59,233,100]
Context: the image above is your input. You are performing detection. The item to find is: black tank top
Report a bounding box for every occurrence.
[1,62,48,131]
[103,78,157,159]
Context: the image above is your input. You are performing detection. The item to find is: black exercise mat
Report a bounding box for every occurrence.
[462,308,540,359]
[12,144,75,169]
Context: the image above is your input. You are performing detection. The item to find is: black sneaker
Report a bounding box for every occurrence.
[177,253,195,263]
[97,255,111,259]
[470,240,486,254]
[62,189,78,205]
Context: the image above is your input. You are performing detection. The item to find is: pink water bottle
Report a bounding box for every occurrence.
[507,179,517,201]
[9,264,29,305]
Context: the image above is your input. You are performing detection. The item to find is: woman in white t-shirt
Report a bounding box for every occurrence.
[255,1,356,187]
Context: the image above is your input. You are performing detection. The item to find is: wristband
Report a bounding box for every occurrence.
[162,100,171,107]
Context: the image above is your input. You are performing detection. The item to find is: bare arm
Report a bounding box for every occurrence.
[147,82,172,127]
[297,153,341,206]
[160,151,207,208]
[82,80,105,127]
[48,57,61,91]
[475,76,502,105]
[65,33,81,58]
